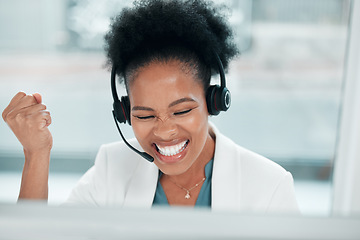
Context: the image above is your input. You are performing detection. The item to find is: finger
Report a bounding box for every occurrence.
[4,95,39,122]
[43,112,52,127]
[2,92,26,121]
[21,111,51,130]
[8,92,27,106]
[8,104,48,126]
[33,93,42,104]
[5,104,47,130]
[20,104,47,117]
[32,111,52,129]
[14,94,38,110]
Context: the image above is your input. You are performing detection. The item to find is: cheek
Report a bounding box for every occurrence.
[188,102,209,128]
[182,114,206,132]
[181,109,209,142]
[131,120,151,145]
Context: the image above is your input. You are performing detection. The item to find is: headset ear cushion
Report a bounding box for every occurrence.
[113,96,131,125]
[206,85,220,115]
[121,96,131,125]
[217,86,231,111]
[113,100,126,123]
[206,85,231,116]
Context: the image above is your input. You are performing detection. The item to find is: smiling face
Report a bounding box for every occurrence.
[128,60,214,176]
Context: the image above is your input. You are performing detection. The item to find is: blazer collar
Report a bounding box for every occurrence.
[123,157,159,209]
[209,123,242,211]
[123,122,241,210]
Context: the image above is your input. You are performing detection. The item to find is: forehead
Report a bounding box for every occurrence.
[128,60,204,105]
[128,60,201,94]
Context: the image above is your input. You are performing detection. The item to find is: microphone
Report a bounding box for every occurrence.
[112,111,154,162]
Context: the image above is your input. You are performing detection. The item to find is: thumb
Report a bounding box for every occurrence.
[33,93,42,104]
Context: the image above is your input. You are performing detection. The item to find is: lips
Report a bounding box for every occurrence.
[155,140,189,157]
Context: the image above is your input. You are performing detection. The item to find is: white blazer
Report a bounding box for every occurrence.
[66,124,299,214]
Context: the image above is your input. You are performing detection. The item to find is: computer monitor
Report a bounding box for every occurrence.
[0,202,359,240]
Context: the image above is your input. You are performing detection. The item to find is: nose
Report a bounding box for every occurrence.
[153,117,177,140]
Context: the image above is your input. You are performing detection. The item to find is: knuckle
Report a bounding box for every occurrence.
[2,111,7,121]
[23,94,36,104]
[14,112,25,123]
[40,104,47,110]
[24,94,33,100]
[6,111,16,121]
[17,92,26,98]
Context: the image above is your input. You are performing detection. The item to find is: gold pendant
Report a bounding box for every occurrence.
[185,191,190,199]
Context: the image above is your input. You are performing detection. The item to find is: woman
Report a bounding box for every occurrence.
[2,0,299,213]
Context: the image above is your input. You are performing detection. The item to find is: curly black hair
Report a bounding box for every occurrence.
[104,0,238,91]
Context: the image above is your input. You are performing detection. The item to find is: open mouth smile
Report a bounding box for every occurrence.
[155,140,189,157]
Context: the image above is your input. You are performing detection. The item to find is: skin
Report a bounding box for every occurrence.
[2,59,215,206]
[129,60,215,205]
[2,92,52,200]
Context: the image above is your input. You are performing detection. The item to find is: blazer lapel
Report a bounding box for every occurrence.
[123,159,159,208]
[211,124,242,211]
[122,123,241,210]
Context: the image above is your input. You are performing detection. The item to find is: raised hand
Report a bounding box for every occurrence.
[2,92,53,200]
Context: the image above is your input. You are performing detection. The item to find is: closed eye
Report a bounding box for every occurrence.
[174,109,192,116]
[134,115,155,120]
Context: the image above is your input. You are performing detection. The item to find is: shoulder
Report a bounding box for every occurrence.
[211,123,287,178]
[93,139,149,183]
[65,139,146,206]
[211,123,299,213]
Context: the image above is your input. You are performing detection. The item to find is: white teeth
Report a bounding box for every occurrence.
[157,140,188,156]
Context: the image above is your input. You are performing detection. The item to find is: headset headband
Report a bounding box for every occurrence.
[214,52,226,88]
[111,66,119,102]
[111,52,226,99]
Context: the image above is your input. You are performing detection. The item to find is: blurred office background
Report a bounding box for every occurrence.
[0,0,354,216]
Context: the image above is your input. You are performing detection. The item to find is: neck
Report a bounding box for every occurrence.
[164,131,215,188]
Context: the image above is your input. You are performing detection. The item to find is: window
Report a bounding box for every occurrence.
[0,0,351,215]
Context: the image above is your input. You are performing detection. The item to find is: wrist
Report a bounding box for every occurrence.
[23,148,51,164]
[19,148,50,201]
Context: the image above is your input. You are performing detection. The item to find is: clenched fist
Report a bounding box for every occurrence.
[2,92,53,157]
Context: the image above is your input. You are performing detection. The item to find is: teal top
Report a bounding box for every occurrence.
[152,159,213,207]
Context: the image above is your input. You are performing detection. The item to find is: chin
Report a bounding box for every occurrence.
[154,159,193,176]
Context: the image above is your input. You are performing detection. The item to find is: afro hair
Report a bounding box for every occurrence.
[104,0,239,88]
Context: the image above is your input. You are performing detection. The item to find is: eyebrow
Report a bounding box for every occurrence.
[132,97,196,111]
[168,97,196,108]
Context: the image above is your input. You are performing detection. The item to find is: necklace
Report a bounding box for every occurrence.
[168,177,206,199]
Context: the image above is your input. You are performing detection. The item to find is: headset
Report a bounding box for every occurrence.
[111,52,230,163]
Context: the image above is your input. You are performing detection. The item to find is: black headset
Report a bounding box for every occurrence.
[206,53,231,116]
[111,52,230,162]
